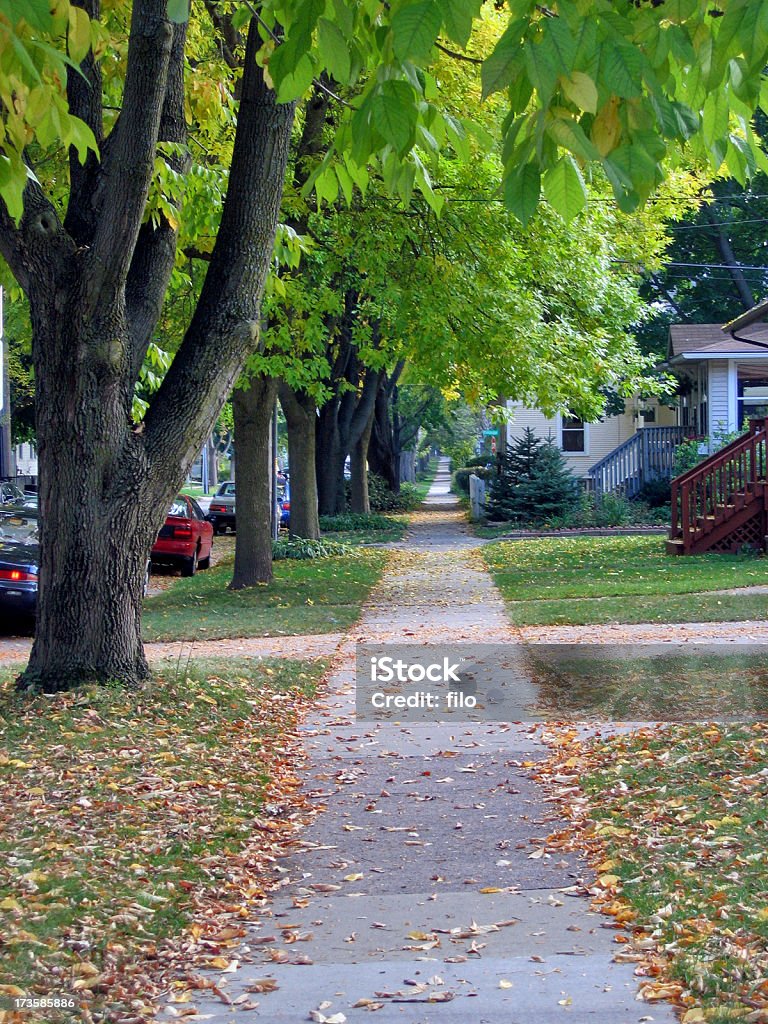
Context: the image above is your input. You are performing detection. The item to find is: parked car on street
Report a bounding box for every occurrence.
[0,481,36,507]
[278,481,290,529]
[207,478,291,532]
[0,504,39,617]
[206,481,236,534]
[151,494,213,576]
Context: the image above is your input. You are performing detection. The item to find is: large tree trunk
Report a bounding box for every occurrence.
[28,304,160,691]
[350,409,374,513]
[3,15,297,692]
[315,400,346,515]
[278,383,320,539]
[230,375,276,588]
[368,379,399,493]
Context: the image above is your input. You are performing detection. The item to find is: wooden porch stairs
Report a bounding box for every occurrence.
[667,417,768,555]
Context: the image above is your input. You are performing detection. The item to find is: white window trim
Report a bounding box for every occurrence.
[556,413,589,455]
[727,360,738,434]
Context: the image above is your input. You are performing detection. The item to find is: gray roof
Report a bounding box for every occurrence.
[668,323,768,360]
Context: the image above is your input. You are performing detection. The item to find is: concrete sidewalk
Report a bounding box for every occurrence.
[161,459,675,1023]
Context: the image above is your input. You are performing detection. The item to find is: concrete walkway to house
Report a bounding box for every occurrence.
[166,459,676,1023]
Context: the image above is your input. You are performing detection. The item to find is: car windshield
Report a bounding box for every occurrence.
[0,511,39,546]
[168,499,188,517]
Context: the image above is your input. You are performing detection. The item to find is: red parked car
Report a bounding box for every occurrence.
[151,494,213,576]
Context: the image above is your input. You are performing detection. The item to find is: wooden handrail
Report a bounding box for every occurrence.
[670,417,768,550]
[588,425,686,499]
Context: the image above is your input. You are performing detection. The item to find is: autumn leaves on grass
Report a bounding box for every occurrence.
[538,724,768,1023]
[0,659,325,1023]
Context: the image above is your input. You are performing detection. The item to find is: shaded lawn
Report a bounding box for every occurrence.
[524,647,768,719]
[542,725,768,1023]
[0,658,325,1021]
[483,535,768,625]
[142,548,387,642]
[319,512,408,545]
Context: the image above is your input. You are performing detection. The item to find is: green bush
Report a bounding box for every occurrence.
[272,537,352,560]
[367,474,422,512]
[672,427,743,477]
[544,491,670,529]
[452,468,472,495]
[319,512,401,532]
[444,438,477,470]
[673,438,706,476]
[466,455,493,468]
[452,465,493,496]
[638,477,672,507]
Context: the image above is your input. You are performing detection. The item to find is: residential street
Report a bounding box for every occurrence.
[160,460,676,1022]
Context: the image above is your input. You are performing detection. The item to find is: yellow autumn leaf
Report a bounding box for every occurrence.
[598,874,620,887]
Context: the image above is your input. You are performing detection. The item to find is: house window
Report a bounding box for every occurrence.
[560,415,586,452]
[737,377,768,428]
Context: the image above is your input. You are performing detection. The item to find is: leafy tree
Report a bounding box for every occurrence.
[638,172,768,358]
[486,427,576,523]
[2,0,768,690]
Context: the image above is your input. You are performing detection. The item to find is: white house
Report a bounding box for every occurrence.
[506,318,768,497]
[667,322,768,437]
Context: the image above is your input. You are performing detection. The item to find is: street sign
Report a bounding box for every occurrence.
[482,428,499,437]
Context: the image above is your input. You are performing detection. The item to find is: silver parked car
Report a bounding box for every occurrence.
[205,481,236,533]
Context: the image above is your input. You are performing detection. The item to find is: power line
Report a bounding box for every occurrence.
[669,216,768,231]
[615,259,768,271]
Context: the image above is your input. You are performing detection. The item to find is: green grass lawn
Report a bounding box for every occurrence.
[143,548,386,642]
[547,725,768,1022]
[0,658,325,1020]
[483,535,768,626]
[319,512,408,545]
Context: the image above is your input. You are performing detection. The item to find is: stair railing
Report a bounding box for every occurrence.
[670,417,768,552]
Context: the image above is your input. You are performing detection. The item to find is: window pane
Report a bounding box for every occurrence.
[561,416,585,452]
[562,430,585,452]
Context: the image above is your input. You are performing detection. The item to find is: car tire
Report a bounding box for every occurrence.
[181,550,198,577]
[198,554,211,570]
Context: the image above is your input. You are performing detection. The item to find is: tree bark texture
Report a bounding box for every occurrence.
[230,375,276,588]
[0,12,297,690]
[350,408,374,513]
[368,375,400,493]
[314,298,382,515]
[278,383,320,540]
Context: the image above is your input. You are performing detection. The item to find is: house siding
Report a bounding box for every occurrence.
[506,404,637,479]
[707,360,731,436]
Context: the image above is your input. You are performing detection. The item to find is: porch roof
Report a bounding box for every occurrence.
[667,323,768,363]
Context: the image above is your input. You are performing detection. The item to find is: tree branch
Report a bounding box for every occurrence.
[86,0,174,308]
[64,0,104,245]
[126,19,189,383]
[434,40,483,65]
[704,206,755,311]
[142,19,297,474]
[203,0,241,69]
[0,182,76,297]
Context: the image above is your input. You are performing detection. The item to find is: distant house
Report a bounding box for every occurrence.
[667,322,768,437]
[506,317,768,498]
